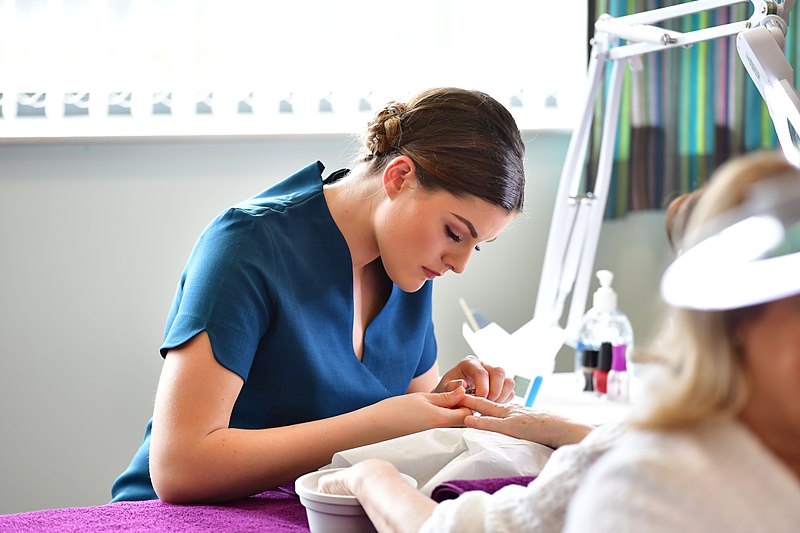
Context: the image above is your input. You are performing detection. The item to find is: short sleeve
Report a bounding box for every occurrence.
[160,209,274,381]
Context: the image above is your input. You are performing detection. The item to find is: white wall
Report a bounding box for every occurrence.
[0,133,673,514]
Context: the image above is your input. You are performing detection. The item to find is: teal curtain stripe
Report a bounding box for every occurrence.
[705,9,715,158]
[744,75,760,150]
[688,12,699,157]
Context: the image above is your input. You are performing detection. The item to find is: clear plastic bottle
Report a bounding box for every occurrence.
[574,270,634,391]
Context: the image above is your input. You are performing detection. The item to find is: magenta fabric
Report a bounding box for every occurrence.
[0,485,309,532]
[431,476,537,503]
[2,477,537,531]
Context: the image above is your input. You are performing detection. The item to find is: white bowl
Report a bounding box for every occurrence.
[295,467,417,533]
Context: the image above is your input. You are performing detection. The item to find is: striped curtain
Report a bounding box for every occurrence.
[588,0,800,218]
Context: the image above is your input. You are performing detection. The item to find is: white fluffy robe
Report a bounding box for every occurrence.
[420,422,626,533]
[565,418,800,533]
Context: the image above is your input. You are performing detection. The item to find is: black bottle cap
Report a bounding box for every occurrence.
[582,349,599,368]
[597,342,613,371]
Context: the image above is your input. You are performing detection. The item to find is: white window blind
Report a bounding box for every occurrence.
[0,0,588,140]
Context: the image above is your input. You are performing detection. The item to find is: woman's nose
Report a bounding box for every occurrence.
[443,249,472,274]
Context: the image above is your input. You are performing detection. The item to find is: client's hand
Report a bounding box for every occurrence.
[318,460,437,532]
[317,459,400,497]
[434,355,515,403]
[460,395,594,449]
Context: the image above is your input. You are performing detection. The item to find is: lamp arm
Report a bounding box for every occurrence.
[532,0,800,345]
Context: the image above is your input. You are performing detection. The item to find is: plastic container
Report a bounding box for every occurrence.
[295,467,418,533]
[575,270,634,389]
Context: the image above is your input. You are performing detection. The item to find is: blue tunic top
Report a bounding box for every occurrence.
[111,162,437,502]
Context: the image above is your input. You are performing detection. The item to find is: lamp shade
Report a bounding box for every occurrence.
[661,176,800,310]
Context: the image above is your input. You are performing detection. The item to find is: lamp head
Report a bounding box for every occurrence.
[661,176,800,310]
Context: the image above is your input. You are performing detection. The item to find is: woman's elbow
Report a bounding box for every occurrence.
[150,448,208,504]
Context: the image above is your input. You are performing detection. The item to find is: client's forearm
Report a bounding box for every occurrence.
[537,413,595,448]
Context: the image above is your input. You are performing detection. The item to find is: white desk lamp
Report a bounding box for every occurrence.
[465,0,800,406]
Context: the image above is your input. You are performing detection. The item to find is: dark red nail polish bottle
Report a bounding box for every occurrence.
[593,342,612,394]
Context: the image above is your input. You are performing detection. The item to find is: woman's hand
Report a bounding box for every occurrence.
[370,387,473,437]
[459,395,594,448]
[434,355,515,403]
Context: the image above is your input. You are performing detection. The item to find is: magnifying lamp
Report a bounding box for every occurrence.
[661,176,800,310]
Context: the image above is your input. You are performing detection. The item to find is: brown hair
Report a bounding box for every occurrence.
[359,87,526,213]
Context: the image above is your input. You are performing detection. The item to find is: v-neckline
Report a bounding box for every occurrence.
[351,267,396,365]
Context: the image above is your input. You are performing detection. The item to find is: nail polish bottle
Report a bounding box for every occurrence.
[607,344,629,401]
[580,348,598,392]
[593,342,612,395]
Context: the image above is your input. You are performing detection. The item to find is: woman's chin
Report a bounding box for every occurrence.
[396,278,427,293]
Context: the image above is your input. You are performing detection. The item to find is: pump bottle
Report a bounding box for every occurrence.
[575,270,634,391]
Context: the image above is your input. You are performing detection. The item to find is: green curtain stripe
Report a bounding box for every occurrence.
[618,63,632,158]
[680,41,690,155]
[761,104,776,149]
[697,10,708,156]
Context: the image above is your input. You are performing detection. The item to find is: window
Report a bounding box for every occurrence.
[0,0,588,140]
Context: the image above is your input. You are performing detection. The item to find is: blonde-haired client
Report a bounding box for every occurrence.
[564,151,800,532]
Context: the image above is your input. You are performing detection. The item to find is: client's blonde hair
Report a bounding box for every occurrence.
[635,151,799,430]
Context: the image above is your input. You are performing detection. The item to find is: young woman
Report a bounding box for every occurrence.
[111,88,524,504]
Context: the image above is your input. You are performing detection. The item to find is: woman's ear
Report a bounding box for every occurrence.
[382,156,418,199]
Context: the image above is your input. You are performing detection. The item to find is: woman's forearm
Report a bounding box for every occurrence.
[151,390,471,503]
[152,404,405,503]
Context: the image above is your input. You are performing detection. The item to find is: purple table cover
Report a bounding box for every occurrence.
[0,485,308,532]
[1,477,535,531]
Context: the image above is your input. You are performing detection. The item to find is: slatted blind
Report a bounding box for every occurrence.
[0,0,587,140]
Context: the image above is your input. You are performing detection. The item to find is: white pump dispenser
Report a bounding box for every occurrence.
[574,269,634,395]
[593,270,617,312]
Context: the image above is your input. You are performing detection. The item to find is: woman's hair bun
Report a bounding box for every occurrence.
[365,102,407,157]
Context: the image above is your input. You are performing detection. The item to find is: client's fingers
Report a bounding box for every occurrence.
[317,472,353,496]
[464,413,504,432]
[459,393,506,415]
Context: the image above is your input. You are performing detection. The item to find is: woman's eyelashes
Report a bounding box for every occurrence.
[445,225,481,252]
[445,225,462,243]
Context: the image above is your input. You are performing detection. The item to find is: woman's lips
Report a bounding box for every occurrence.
[422,267,441,280]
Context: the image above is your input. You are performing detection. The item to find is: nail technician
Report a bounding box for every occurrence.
[111,87,523,504]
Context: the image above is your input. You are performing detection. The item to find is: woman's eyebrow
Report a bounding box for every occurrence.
[452,213,478,238]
